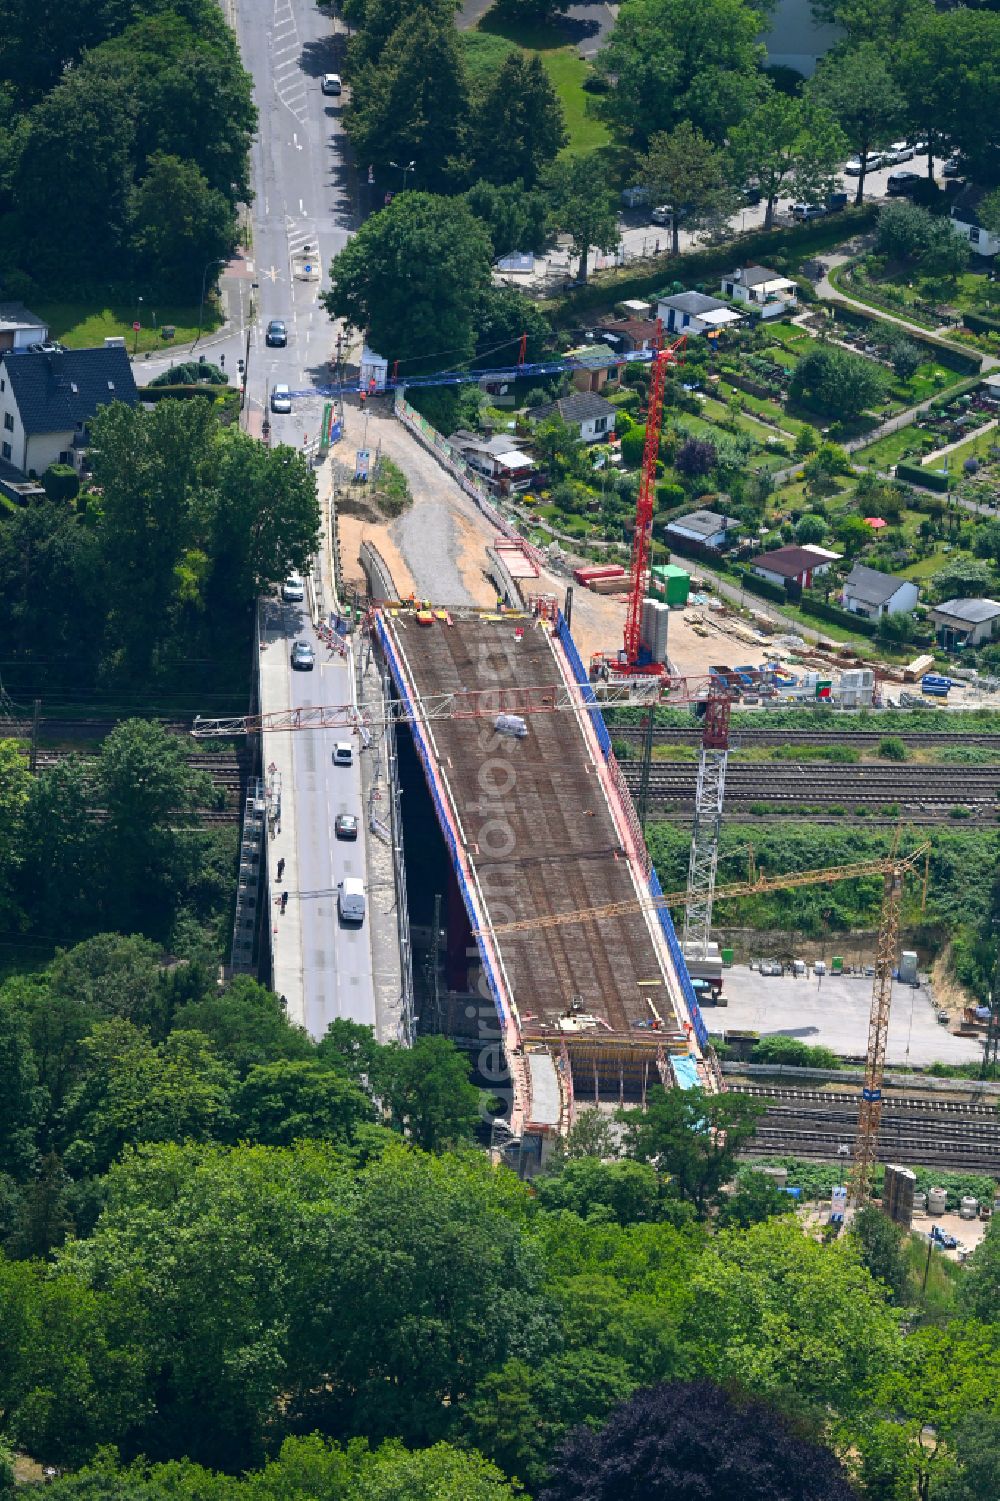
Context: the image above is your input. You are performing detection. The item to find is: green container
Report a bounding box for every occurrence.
[832,955,843,974]
[650,563,691,607]
[721,947,734,967]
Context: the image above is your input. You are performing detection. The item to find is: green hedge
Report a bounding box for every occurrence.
[550,208,879,321]
[737,567,878,636]
[830,301,983,374]
[140,384,222,402]
[897,459,949,492]
[799,592,878,637]
[964,310,1000,337]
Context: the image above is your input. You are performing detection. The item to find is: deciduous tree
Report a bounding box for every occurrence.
[542,153,619,283]
[619,1085,763,1214]
[789,345,890,418]
[808,43,904,203]
[596,0,765,148]
[324,192,493,367]
[640,122,736,254]
[730,92,846,228]
[540,1380,856,1501]
[377,1034,481,1151]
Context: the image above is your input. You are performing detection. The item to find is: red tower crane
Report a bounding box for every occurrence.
[621,332,687,672]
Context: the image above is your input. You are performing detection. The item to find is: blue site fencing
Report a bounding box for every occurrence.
[374,616,510,1036]
[648,867,709,1051]
[555,610,612,759]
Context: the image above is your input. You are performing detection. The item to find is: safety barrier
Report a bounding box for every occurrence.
[554,610,612,760]
[649,867,709,1050]
[373,615,511,1039]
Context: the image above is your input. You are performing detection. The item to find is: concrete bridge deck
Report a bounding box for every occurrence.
[375,605,711,1130]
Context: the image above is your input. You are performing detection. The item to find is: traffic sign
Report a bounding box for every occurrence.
[132,321,141,331]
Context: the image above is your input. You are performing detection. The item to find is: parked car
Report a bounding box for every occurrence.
[844,158,864,176]
[282,573,305,602]
[792,202,826,220]
[651,205,672,225]
[334,813,359,840]
[290,640,315,671]
[270,383,292,413]
[943,156,964,177]
[760,959,784,976]
[826,191,849,212]
[321,73,342,95]
[265,319,287,346]
[888,170,923,196]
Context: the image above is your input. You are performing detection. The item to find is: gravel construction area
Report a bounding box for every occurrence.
[720,968,983,1067]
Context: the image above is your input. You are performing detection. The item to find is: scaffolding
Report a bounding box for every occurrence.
[681,690,731,961]
[230,777,267,976]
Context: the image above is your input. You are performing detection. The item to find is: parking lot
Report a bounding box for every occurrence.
[718,967,984,1067]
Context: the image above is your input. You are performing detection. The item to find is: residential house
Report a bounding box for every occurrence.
[532,391,617,443]
[985,372,1000,402]
[720,266,798,320]
[665,509,741,551]
[930,597,1000,649]
[447,429,536,493]
[565,343,622,394]
[749,544,833,590]
[950,188,1000,259]
[0,346,138,478]
[598,317,660,354]
[801,544,844,567]
[841,564,919,619]
[656,292,743,338]
[0,303,48,352]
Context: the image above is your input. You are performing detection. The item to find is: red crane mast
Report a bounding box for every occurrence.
[622,333,686,669]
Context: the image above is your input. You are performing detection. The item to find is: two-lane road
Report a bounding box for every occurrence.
[238,0,353,442]
[243,0,377,1036]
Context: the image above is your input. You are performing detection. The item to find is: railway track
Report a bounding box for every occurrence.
[613,726,1000,749]
[728,1084,1000,1172]
[621,762,1000,806]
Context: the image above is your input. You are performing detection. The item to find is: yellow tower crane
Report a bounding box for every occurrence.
[480,841,931,1208]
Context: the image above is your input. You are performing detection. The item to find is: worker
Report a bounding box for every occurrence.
[280,890,288,913]
[277,857,285,880]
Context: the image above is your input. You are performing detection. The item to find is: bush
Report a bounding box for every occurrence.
[41,463,80,502]
[877,736,907,762]
[619,425,646,467]
[148,361,228,387]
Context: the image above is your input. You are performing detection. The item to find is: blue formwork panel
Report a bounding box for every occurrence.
[648,867,709,1051]
[556,610,612,759]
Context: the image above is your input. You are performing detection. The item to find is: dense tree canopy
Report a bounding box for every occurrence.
[324,192,493,366]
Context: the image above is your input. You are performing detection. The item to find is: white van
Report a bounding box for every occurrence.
[494,713,528,739]
[332,741,353,766]
[338,878,366,924]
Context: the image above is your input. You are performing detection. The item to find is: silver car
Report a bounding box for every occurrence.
[290,640,315,671]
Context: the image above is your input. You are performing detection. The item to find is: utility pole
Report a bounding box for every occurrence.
[983,945,1000,1079]
[241,281,259,412]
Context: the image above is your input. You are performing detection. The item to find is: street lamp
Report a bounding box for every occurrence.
[390,159,415,191]
[197,258,228,344]
[132,296,143,356]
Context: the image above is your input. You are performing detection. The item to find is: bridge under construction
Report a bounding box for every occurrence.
[373,601,716,1148]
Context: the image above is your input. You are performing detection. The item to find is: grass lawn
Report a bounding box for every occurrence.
[700,395,792,445]
[476,14,610,155]
[929,421,1000,470]
[35,299,218,354]
[718,382,806,436]
[855,423,934,468]
[896,545,969,582]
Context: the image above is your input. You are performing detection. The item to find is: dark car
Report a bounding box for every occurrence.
[334,813,359,840]
[290,640,315,671]
[266,319,288,347]
[942,156,964,178]
[887,170,923,196]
